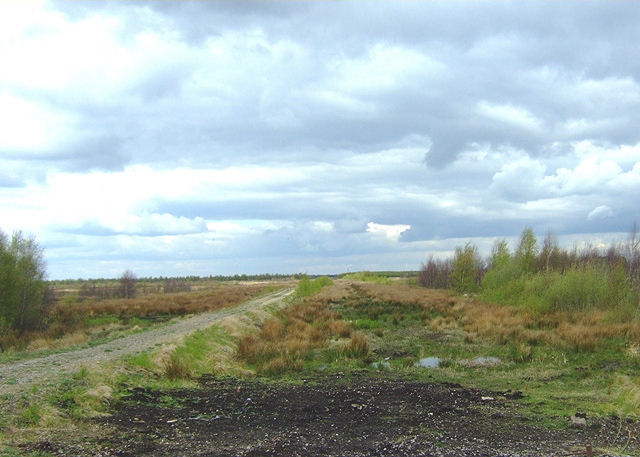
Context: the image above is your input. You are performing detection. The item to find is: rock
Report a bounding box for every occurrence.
[570,415,587,427]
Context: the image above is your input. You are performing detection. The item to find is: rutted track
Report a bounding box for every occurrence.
[0,288,293,393]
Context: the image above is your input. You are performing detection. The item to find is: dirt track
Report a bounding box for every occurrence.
[0,288,293,394]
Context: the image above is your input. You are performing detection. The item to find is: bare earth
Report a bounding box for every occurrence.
[0,288,293,394]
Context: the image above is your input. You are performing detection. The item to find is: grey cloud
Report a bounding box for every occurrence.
[34,2,640,170]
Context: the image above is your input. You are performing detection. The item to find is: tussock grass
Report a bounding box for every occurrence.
[235,281,361,375]
[350,282,640,352]
[163,351,191,380]
[343,332,370,358]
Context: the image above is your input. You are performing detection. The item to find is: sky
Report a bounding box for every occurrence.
[1,1,639,280]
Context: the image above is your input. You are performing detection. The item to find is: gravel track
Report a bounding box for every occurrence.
[0,288,293,394]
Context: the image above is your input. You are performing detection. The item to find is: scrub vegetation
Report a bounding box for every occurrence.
[420,225,640,319]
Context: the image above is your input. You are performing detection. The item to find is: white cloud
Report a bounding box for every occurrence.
[490,156,547,201]
[366,222,411,241]
[0,92,74,151]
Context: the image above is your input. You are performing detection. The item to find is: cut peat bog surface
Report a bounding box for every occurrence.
[91,375,635,457]
[5,279,640,457]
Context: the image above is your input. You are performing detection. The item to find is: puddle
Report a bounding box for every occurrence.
[414,357,441,368]
[459,356,502,367]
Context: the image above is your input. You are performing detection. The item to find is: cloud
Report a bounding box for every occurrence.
[587,205,614,221]
[2,1,640,278]
[366,222,411,241]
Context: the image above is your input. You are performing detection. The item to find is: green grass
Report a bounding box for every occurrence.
[293,276,333,299]
[342,271,392,284]
[481,261,638,317]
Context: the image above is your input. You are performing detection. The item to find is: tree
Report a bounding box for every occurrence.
[488,239,511,270]
[538,229,560,272]
[515,227,538,274]
[450,242,483,293]
[418,256,453,289]
[0,230,49,334]
[119,269,137,299]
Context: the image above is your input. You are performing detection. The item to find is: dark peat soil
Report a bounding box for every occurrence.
[26,373,638,457]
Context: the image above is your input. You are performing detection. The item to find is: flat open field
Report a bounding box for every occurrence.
[3,279,639,456]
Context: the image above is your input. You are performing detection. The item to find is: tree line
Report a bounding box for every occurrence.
[419,226,640,315]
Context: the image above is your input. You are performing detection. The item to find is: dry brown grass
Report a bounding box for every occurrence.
[235,282,356,374]
[348,282,640,352]
[54,283,271,321]
[163,351,191,380]
[1,283,276,353]
[329,319,351,338]
[344,332,370,358]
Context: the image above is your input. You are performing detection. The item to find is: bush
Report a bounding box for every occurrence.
[418,257,452,289]
[420,225,640,323]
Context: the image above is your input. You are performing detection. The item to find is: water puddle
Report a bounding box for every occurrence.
[414,357,441,368]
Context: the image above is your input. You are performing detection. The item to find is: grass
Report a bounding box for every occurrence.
[0,282,291,453]
[292,276,334,299]
[0,282,280,356]
[231,280,640,425]
[3,279,639,454]
[235,280,372,375]
[342,271,392,284]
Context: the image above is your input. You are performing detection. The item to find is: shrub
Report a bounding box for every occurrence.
[418,257,452,289]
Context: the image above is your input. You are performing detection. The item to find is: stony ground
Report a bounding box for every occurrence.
[25,373,639,457]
